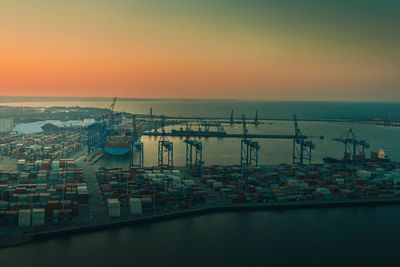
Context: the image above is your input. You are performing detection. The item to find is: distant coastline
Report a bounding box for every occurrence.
[2,96,400,104]
[0,96,237,103]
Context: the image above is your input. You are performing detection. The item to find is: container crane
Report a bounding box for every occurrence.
[88,97,118,153]
[240,115,260,166]
[130,115,144,167]
[183,123,203,169]
[105,97,118,127]
[158,116,173,168]
[292,115,315,165]
[184,138,203,169]
[108,97,117,111]
[332,129,369,163]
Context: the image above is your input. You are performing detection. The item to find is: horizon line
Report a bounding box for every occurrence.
[1,95,400,104]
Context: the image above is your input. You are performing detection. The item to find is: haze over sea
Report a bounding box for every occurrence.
[1,99,400,266]
[4,99,400,119]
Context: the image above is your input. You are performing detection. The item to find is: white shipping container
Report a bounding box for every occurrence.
[184,180,195,186]
[52,160,60,170]
[129,198,142,215]
[336,178,345,185]
[213,181,223,188]
[35,160,43,169]
[357,170,371,179]
[316,188,331,195]
[107,199,120,217]
[0,119,13,133]
[77,186,88,194]
[32,208,45,226]
[18,209,32,227]
[287,179,299,186]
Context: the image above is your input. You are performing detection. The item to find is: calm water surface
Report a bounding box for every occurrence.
[1,207,400,267]
[5,100,400,119]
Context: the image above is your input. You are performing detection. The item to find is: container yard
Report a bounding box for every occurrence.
[1,106,400,250]
[2,151,400,243]
[0,158,89,233]
[0,133,86,161]
[197,162,400,203]
[0,130,92,238]
[95,167,213,216]
[86,160,400,223]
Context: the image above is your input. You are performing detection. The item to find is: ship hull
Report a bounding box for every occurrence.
[103,121,146,156]
[104,147,131,155]
[323,156,390,164]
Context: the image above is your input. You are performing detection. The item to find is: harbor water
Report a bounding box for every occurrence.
[4,100,400,167]
[1,206,400,266]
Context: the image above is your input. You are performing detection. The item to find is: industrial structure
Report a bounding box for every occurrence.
[254,111,259,126]
[184,138,203,169]
[0,118,13,133]
[240,115,260,166]
[292,115,315,165]
[130,116,144,167]
[87,120,106,152]
[333,128,369,163]
[157,116,174,168]
[87,98,144,158]
[88,104,323,167]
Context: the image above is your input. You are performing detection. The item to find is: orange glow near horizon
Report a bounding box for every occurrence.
[0,1,399,101]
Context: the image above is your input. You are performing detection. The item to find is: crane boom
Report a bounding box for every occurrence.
[109,97,117,111]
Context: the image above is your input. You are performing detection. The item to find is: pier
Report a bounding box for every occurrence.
[143,131,321,139]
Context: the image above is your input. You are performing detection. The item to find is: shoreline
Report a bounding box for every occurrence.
[2,198,399,249]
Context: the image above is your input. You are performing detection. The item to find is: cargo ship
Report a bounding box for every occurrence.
[323,149,390,163]
[171,125,226,135]
[104,121,146,156]
[104,135,132,155]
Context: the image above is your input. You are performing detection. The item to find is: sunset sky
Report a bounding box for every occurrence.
[0,0,399,101]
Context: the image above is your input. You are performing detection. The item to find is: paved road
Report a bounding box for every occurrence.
[77,154,108,223]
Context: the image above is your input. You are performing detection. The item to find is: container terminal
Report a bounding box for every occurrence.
[1,101,400,248]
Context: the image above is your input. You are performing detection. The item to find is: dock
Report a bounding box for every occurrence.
[143,131,319,139]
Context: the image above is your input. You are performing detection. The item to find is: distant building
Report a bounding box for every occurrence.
[12,123,44,135]
[83,118,96,127]
[0,119,13,133]
[11,119,98,135]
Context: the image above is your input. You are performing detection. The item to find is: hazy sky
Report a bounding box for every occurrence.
[0,0,399,101]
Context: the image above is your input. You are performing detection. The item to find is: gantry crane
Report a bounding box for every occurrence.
[184,138,203,169]
[333,129,369,163]
[292,115,315,165]
[88,97,118,153]
[254,111,259,126]
[130,115,145,167]
[158,116,173,168]
[105,97,118,127]
[182,123,203,168]
[230,110,234,125]
[240,115,260,166]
